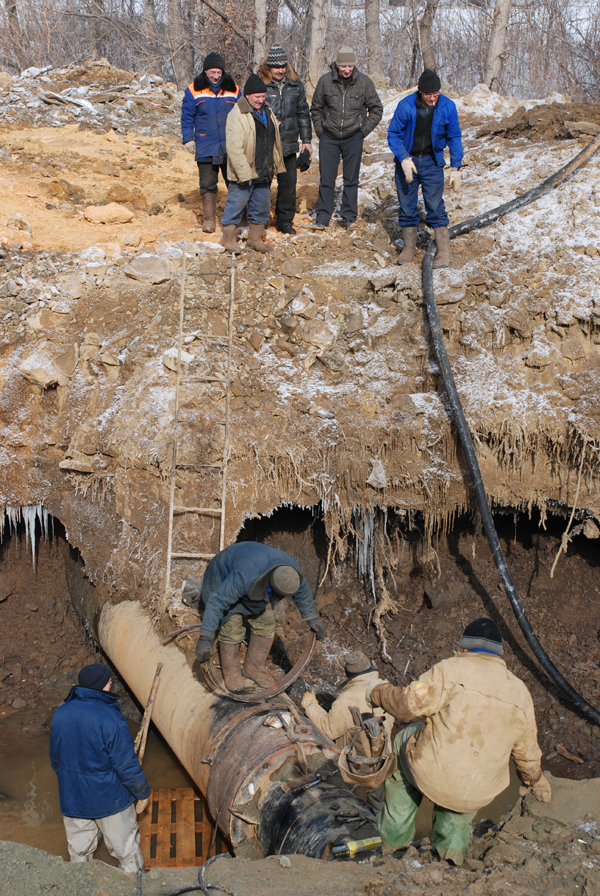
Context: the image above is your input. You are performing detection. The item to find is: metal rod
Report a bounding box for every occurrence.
[134,661,163,763]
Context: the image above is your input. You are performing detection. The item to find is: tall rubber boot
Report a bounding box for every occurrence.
[219,642,246,692]
[221,223,241,254]
[396,227,418,265]
[433,225,451,268]
[243,634,276,687]
[202,192,216,233]
[247,223,271,253]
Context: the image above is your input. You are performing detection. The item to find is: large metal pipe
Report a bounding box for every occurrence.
[98,601,377,857]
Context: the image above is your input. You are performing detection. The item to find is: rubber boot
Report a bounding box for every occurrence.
[221,223,241,254]
[396,227,418,265]
[202,192,216,233]
[247,222,271,253]
[433,225,452,268]
[243,634,276,687]
[219,642,246,692]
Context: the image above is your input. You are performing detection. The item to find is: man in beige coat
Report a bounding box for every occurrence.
[301,650,393,747]
[221,73,285,254]
[367,618,551,865]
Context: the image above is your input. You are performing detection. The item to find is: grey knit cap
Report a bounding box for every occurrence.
[270,565,300,595]
[345,650,372,675]
[266,44,288,67]
[336,46,356,65]
[459,617,504,657]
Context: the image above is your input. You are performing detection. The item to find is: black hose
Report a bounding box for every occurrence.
[421,134,600,727]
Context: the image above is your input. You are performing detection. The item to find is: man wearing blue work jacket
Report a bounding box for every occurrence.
[387,69,463,268]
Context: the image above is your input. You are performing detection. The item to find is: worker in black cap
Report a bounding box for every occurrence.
[388,69,463,268]
[366,618,551,865]
[49,663,151,874]
[181,51,242,232]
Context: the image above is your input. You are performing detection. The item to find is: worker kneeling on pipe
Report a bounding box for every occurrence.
[192,541,326,692]
[366,618,551,866]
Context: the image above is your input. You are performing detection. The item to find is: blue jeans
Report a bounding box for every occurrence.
[221,181,271,227]
[395,154,448,229]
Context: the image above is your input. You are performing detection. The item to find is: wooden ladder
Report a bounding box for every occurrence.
[164,251,236,602]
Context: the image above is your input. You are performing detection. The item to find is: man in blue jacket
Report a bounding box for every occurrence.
[387,70,463,268]
[50,664,151,874]
[181,52,241,233]
[193,541,326,692]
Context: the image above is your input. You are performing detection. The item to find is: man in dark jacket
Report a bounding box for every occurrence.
[259,44,312,235]
[310,46,383,230]
[387,69,463,268]
[181,52,241,233]
[193,541,326,692]
[50,663,151,873]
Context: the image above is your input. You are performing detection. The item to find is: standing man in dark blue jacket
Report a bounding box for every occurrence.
[181,52,241,233]
[50,664,151,874]
[192,542,326,692]
[387,70,463,268]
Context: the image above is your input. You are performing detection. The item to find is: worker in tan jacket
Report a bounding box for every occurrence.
[301,650,393,747]
[366,617,551,865]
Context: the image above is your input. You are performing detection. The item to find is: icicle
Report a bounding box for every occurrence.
[1,503,50,569]
[353,507,377,602]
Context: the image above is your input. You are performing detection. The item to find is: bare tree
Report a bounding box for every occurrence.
[4,0,25,69]
[253,0,267,69]
[306,0,329,88]
[167,0,194,86]
[265,0,279,51]
[365,0,383,78]
[418,0,440,72]
[483,0,512,91]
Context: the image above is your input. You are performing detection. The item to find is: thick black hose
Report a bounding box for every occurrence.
[421,134,600,727]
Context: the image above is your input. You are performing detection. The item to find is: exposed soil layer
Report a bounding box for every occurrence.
[478,101,600,140]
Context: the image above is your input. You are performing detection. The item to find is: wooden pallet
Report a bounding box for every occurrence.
[139,787,231,868]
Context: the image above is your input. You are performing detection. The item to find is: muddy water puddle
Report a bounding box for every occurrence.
[0,710,193,866]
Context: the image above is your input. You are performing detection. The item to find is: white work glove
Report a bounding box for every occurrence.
[135,797,150,814]
[401,158,418,184]
[365,677,389,708]
[448,167,461,192]
[183,140,195,154]
[301,689,317,710]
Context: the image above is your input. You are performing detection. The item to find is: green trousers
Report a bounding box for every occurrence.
[218,602,275,644]
[377,722,476,865]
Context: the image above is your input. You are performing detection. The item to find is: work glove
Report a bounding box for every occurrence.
[401,158,418,184]
[306,617,326,641]
[301,689,317,710]
[183,140,195,154]
[448,167,461,192]
[195,635,215,664]
[297,148,311,172]
[365,677,389,708]
[135,797,150,815]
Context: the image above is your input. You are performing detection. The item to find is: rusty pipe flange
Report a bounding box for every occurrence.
[202,632,316,704]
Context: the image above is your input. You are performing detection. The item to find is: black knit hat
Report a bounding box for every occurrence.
[78,663,112,690]
[203,52,226,72]
[266,44,288,67]
[244,73,267,96]
[418,69,441,93]
[459,618,503,656]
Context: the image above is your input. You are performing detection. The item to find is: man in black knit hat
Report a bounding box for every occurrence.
[366,618,551,865]
[387,69,463,268]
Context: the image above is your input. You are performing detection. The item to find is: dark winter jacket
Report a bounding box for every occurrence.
[311,62,383,141]
[387,92,463,169]
[258,60,312,157]
[50,687,151,819]
[181,71,242,165]
[199,541,317,636]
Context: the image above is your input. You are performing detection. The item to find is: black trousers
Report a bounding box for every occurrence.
[197,161,228,195]
[315,130,364,225]
[275,153,298,227]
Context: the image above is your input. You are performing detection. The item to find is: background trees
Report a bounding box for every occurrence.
[0,0,599,99]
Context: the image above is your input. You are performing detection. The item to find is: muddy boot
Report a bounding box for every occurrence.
[396,227,418,265]
[202,192,216,232]
[247,223,271,253]
[219,642,246,692]
[221,223,241,254]
[243,634,276,687]
[433,225,451,268]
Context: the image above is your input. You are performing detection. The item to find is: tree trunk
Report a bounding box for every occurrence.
[265,0,279,49]
[483,0,512,92]
[142,0,162,74]
[307,0,329,89]
[365,0,383,78]
[167,0,195,88]
[5,0,24,70]
[253,0,267,69]
[418,0,440,72]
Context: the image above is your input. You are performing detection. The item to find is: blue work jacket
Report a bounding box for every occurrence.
[181,72,242,165]
[199,541,317,636]
[50,687,151,819]
[387,92,463,169]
